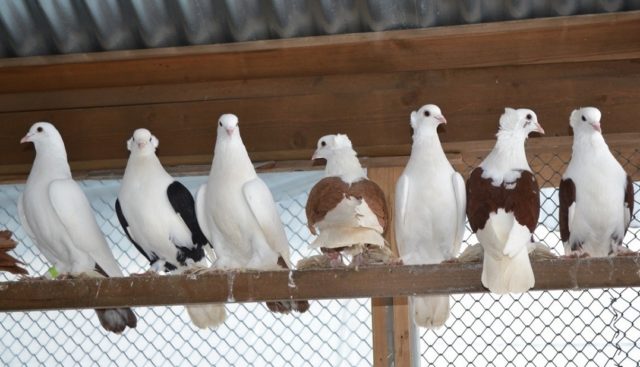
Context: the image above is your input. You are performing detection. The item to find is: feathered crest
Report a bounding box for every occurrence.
[128,128,159,151]
[498,107,519,131]
[333,134,353,149]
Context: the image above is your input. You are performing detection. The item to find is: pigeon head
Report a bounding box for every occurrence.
[20,122,65,149]
[498,108,545,137]
[410,104,447,132]
[312,134,354,160]
[570,107,602,134]
[217,113,239,138]
[127,128,159,154]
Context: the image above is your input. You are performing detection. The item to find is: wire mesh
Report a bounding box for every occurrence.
[0,147,638,366]
[420,147,640,366]
[0,172,372,367]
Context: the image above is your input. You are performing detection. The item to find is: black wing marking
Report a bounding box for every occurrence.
[115,199,158,265]
[167,181,209,247]
[559,178,575,243]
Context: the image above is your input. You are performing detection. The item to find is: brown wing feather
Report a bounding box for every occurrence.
[466,168,497,233]
[466,168,540,233]
[507,170,540,233]
[306,177,349,235]
[559,178,576,242]
[306,177,389,235]
[348,179,389,233]
[624,175,635,231]
[0,230,27,275]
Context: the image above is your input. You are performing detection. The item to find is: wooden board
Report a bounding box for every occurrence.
[1,257,640,312]
[369,167,411,367]
[0,12,639,181]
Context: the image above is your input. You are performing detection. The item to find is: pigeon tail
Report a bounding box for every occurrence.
[265,257,311,314]
[266,300,310,314]
[96,308,137,334]
[186,304,227,329]
[412,295,450,329]
[481,247,534,294]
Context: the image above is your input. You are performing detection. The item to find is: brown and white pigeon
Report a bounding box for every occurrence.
[305,134,390,267]
[116,128,225,329]
[195,114,309,314]
[395,104,466,328]
[560,107,635,257]
[18,122,137,334]
[466,108,544,294]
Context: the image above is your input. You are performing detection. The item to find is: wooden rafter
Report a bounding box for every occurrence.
[0,12,638,181]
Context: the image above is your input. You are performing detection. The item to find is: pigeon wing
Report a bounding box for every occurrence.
[242,178,292,268]
[49,179,123,277]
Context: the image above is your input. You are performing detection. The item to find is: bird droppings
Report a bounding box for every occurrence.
[287,270,296,288]
[227,272,236,302]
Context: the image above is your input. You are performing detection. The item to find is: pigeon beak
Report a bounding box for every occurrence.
[226,128,234,136]
[311,150,319,160]
[410,111,417,126]
[137,141,145,149]
[20,133,33,144]
[592,122,602,133]
[535,123,545,135]
[436,115,447,125]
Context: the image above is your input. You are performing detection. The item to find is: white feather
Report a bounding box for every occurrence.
[563,116,628,256]
[200,115,294,272]
[395,109,465,328]
[49,179,123,277]
[477,210,534,294]
[243,178,292,268]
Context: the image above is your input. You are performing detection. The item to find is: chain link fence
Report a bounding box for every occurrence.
[0,172,372,366]
[420,147,640,366]
[0,148,638,366]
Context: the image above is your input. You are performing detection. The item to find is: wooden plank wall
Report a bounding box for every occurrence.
[0,11,639,181]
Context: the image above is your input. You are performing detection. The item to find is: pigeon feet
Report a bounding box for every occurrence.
[613,245,637,256]
[562,250,590,259]
[183,264,210,276]
[130,270,159,277]
[18,275,47,281]
[350,245,399,268]
[297,253,345,270]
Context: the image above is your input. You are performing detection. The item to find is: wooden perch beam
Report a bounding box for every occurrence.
[1,257,640,312]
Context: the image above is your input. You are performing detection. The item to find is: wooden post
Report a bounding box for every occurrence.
[368,166,412,367]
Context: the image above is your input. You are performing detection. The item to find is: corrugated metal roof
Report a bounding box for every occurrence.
[0,0,637,58]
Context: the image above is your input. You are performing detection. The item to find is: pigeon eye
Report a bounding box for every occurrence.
[581,115,586,122]
[219,121,222,127]
[526,114,532,120]
[424,110,430,117]
[321,141,326,147]
[149,137,152,142]
[37,126,43,133]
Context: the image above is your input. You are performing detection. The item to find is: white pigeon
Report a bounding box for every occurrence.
[560,107,635,257]
[18,122,137,334]
[395,104,466,328]
[305,134,390,267]
[116,128,226,328]
[466,108,544,294]
[195,114,309,314]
